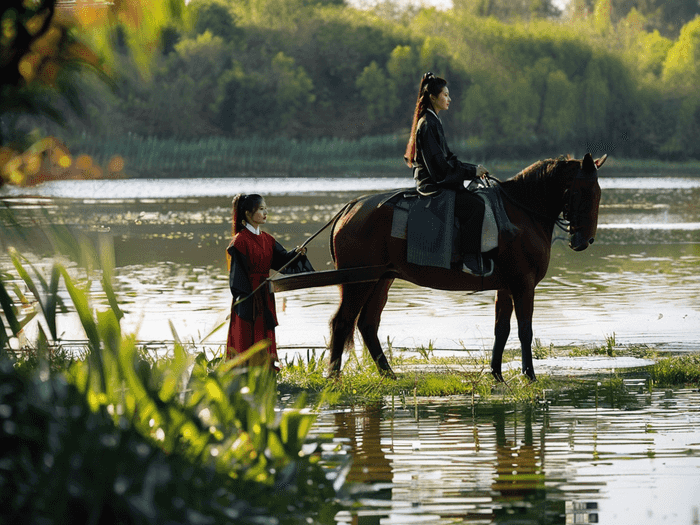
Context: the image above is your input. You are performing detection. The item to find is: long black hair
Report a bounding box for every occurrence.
[231,193,264,236]
[404,72,447,167]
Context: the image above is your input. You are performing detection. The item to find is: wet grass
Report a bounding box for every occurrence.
[648,354,700,386]
[278,342,700,406]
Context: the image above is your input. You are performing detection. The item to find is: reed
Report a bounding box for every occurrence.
[65,132,700,180]
[69,133,409,177]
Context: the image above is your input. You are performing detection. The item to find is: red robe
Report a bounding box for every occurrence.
[226,228,280,368]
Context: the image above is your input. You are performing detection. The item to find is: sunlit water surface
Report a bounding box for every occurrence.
[1,175,699,358]
[2,174,700,524]
[306,387,700,525]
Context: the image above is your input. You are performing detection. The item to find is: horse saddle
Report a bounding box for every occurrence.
[383,181,519,270]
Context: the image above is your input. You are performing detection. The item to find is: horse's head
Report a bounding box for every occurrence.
[564,153,604,251]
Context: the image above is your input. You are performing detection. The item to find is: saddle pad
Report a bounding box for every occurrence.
[390,193,498,248]
[406,189,455,269]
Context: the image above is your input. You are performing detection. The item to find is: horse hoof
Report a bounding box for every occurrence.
[380,367,397,380]
[524,371,537,383]
[491,369,505,383]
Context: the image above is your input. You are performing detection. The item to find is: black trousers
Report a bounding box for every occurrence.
[455,190,484,255]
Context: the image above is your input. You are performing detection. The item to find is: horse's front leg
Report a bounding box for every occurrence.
[491,289,513,382]
[512,286,536,381]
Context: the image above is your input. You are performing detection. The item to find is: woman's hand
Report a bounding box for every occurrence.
[295,246,307,255]
[476,164,489,179]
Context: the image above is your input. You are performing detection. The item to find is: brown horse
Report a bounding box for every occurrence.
[328,153,605,382]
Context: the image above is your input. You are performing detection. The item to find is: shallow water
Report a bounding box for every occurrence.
[307,385,700,524]
[1,175,699,357]
[2,174,700,524]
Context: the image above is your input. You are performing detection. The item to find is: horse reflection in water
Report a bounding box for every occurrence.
[330,404,590,523]
[329,153,605,381]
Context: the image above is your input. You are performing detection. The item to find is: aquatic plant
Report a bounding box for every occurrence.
[0,220,341,524]
[649,354,700,386]
[279,346,556,405]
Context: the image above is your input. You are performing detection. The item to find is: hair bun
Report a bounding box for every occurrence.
[423,71,434,80]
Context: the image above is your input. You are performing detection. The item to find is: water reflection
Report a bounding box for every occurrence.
[315,387,700,524]
[1,177,699,352]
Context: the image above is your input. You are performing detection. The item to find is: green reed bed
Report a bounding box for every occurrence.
[72,133,409,177]
[68,133,700,179]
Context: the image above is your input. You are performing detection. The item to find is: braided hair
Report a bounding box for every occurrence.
[404,72,448,167]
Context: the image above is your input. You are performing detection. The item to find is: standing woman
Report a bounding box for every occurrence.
[226,194,313,370]
[404,72,492,276]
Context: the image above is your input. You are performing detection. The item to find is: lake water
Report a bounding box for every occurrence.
[2,174,698,359]
[307,386,700,525]
[2,172,700,524]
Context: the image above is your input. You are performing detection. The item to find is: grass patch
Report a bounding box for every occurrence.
[279,346,559,405]
[649,354,700,387]
[279,340,700,406]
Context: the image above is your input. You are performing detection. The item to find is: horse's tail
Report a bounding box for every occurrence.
[329,198,359,264]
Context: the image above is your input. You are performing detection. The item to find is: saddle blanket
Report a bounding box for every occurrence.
[389,187,502,270]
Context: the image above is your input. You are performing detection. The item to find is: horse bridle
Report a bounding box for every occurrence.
[485,175,571,233]
[562,169,598,236]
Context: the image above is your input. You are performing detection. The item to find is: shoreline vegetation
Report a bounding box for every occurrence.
[54,134,700,181]
[9,340,700,404]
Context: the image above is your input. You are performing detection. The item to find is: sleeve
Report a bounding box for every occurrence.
[227,243,254,322]
[421,121,477,188]
[271,241,315,274]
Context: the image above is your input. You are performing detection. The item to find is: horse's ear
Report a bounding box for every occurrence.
[595,154,608,168]
[582,153,597,173]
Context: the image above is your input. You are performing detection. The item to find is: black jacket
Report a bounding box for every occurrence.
[413,110,478,195]
[228,240,314,326]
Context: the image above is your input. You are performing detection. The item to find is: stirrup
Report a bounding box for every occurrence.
[462,254,494,277]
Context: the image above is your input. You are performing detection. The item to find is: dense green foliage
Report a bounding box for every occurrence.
[50,0,700,163]
[0,221,341,524]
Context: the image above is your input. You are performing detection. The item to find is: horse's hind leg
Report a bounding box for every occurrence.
[329,282,375,377]
[357,278,396,379]
[491,289,513,382]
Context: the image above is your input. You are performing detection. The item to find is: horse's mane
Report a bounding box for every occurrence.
[510,155,570,185]
[501,155,572,218]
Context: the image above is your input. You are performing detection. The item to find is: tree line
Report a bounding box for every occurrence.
[7,0,700,162]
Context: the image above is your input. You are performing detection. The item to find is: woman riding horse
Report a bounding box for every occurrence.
[405,72,491,276]
[328,152,605,382]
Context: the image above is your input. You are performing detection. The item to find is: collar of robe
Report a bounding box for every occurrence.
[426,108,440,121]
[245,223,261,235]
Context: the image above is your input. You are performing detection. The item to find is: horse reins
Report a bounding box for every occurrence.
[483,175,571,233]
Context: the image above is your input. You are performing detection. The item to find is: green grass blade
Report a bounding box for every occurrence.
[199,321,226,343]
[0,316,9,351]
[44,265,60,340]
[98,234,124,321]
[0,279,21,335]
